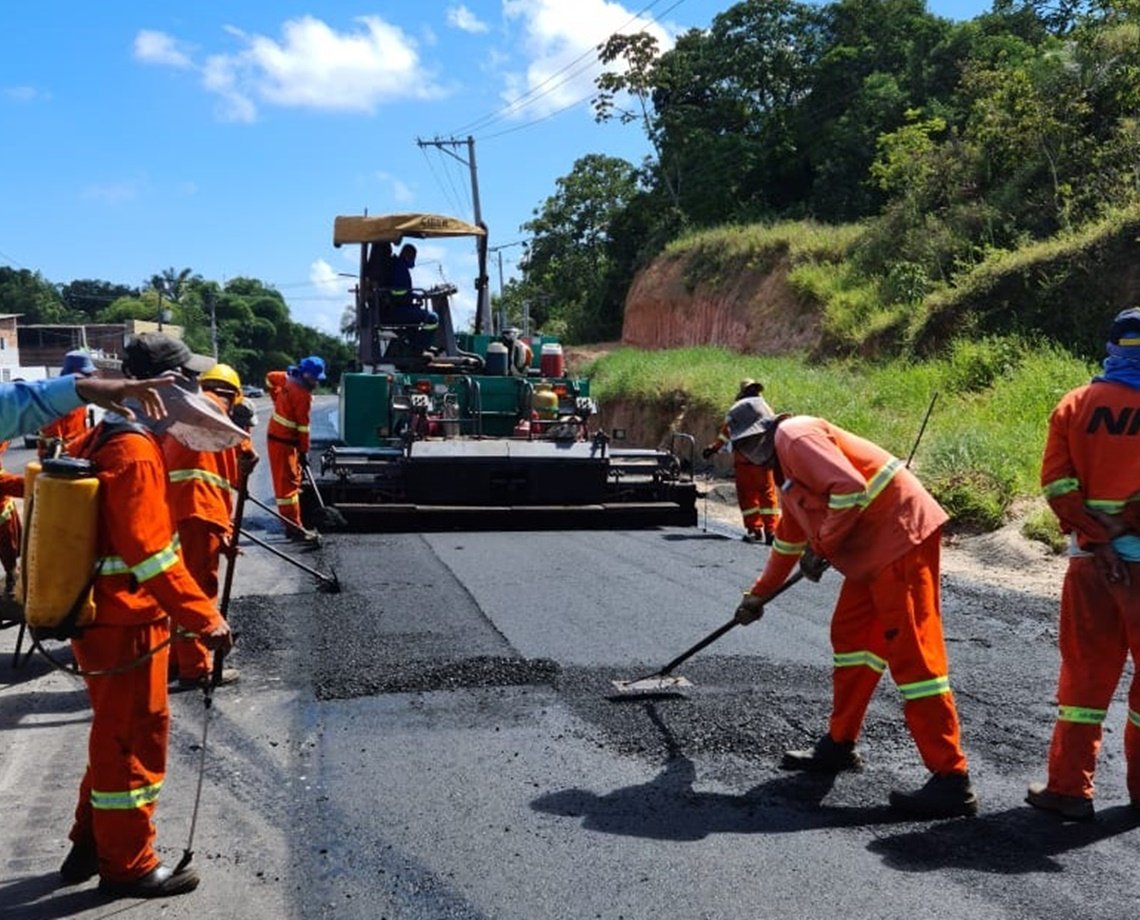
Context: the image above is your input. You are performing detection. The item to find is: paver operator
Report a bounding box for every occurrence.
[703,379,781,543]
[1027,306,1140,820]
[728,398,978,819]
[58,333,234,899]
[265,355,324,542]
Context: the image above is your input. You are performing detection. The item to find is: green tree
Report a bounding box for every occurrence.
[516,154,641,341]
[0,267,70,323]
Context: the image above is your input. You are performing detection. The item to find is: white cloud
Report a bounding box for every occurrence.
[133,30,194,69]
[500,0,673,119]
[82,181,138,205]
[5,85,52,103]
[376,171,415,204]
[298,258,354,335]
[136,16,444,123]
[447,5,490,34]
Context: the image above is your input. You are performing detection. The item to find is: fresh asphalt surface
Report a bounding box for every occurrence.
[2,396,1139,919]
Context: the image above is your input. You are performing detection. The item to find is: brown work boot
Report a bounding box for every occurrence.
[60,839,98,884]
[1025,782,1094,820]
[781,734,863,773]
[99,864,200,899]
[890,771,979,818]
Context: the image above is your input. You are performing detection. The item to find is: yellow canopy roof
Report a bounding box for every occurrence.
[333,213,486,246]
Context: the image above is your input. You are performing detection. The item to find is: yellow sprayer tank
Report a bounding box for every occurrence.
[23,458,99,629]
[533,383,559,420]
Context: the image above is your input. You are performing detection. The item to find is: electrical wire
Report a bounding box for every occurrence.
[447,0,687,138]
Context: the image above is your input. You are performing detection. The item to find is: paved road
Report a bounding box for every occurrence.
[2,398,1139,919]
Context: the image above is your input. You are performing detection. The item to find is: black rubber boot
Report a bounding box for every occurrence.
[781,734,863,773]
[99,864,200,899]
[889,772,979,818]
[60,839,98,884]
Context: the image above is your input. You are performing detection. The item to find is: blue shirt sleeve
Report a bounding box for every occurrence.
[0,377,84,441]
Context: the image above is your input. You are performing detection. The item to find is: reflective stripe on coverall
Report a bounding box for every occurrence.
[750,416,967,776]
[1039,380,1140,801]
[265,370,310,529]
[163,391,239,681]
[67,424,223,883]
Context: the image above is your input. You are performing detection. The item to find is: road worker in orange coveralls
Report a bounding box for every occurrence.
[1027,307,1140,820]
[265,356,324,542]
[37,350,96,458]
[164,362,257,690]
[59,333,234,899]
[0,441,22,595]
[728,398,977,818]
[703,379,780,544]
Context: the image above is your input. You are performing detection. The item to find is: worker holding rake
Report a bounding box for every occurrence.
[728,399,977,819]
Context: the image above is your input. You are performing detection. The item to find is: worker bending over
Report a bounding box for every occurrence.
[704,379,780,543]
[730,399,977,818]
[1028,307,1140,820]
[59,333,235,898]
[164,363,257,689]
[265,356,324,542]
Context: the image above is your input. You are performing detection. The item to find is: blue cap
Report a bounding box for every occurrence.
[298,355,327,381]
[62,350,97,376]
[1110,308,1140,346]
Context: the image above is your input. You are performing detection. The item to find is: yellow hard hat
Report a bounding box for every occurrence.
[200,362,243,400]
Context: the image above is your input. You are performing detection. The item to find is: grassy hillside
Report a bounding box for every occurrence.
[588,340,1094,538]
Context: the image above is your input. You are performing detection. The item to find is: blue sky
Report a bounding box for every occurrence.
[1,0,993,335]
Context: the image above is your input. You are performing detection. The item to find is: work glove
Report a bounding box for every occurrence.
[1091,542,1130,587]
[702,445,718,459]
[238,449,260,475]
[298,452,310,471]
[799,548,829,582]
[734,593,765,625]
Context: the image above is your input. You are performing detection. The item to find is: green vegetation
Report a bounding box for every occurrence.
[506,1,1140,349]
[586,338,1095,533]
[0,265,352,386]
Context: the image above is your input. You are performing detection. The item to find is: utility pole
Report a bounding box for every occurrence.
[487,239,526,336]
[416,135,491,333]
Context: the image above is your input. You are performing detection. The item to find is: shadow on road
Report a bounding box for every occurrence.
[867,804,1140,874]
[659,532,734,542]
[0,687,90,733]
[0,872,118,920]
[531,702,908,841]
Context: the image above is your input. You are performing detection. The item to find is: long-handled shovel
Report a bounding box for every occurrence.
[176,465,250,874]
[302,461,348,531]
[244,491,321,544]
[238,526,341,593]
[611,571,807,695]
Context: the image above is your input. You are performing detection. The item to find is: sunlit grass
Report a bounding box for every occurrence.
[587,339,1095,531]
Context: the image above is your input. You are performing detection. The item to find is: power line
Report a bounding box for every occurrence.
[447,0,683,138]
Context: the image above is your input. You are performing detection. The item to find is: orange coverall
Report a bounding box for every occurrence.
[265,370,311,532]
[67,424,224,884]
[711,421,780,538]
[37,405,90,458]
[0,442,22,588]
[749,416,968,776]
[1039,380,1140,802]
[163,391,241,681]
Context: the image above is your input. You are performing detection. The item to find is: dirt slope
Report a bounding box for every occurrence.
[621,251,821,354]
